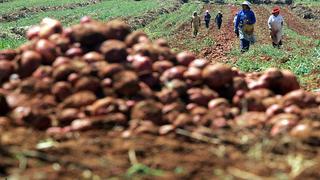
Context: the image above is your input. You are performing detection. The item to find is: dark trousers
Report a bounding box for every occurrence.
[240,39,250,52]
[205,20,210,28]
[272,40,282,48]
[216,21,222,29]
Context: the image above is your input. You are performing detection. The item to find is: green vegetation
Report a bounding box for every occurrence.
[293,0,320,5]
[1,0,174,28]
[143,2,202,39]
[182,36,215,53]
[0,0,177,49]
[228,27,320,87]
[0,0,88,14]
[0,37,25,49]
[126,163,164,177]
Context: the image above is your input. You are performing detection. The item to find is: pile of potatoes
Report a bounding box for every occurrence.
[0,18,319,141]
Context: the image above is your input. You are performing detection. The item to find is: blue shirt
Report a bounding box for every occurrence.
[204,13,211,21]
[234,9,256,30]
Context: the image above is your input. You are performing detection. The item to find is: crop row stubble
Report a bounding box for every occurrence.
[0,17,319,142]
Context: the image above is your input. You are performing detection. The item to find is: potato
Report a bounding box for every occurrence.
[173,113,193,128]
[187,88,218,106]
[189,58,208,69]
[70,22,107,47]
[65,47,83,58]
[87,97,119,115]
[0,61,14,84]
[131,100,163,125]
[202,63,233,89]
[239,89,274,111]
[104,20,131,41]
[0,49,17,61]
[183,67,202,82]
[270,114,299,136]
[52,82,72,102]
[58,108,80,126]
[282,90,317,108]
[208,98,229,109]
[125,31,148,47]
[19,50,42,78]
[130,55,153,75]
[112,71,140,96]
[83,51,104,63]
[100,40,127,63]
[61,91,97,108]
[234,112,267,128]
[176,51,195,66]
[74,76,101,94]
[35,39,57,65]
[152,60,174,74]
[26,25,40,40]
[156,88,179,104]
[0,93,10,115]
[160,66,187,82]
[52,64,76,81]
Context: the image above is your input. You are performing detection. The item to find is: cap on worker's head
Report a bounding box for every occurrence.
[272,6,280,14]
[206,10,209,13]
[193,11,197,15]
[242,1,251,8]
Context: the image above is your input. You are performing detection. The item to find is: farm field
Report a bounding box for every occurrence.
[0,0,320,179]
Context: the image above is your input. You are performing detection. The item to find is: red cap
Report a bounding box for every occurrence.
[272,6,280,14]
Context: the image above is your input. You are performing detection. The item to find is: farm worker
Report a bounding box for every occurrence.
[268,6,284,48]
[234,1,256,53]
[233,13,238,25]
[204,10,211,29]
[191,11,201,37]
[215,11,223,29]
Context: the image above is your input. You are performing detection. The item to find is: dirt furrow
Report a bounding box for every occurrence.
[0,0,101,23]
[252,5,273,45]
[200,4,238,62]
[281,7,320,39]
[125,0,183,30]
[169,3,238,63]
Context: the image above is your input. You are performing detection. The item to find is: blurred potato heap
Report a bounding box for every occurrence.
[0,17,319,141]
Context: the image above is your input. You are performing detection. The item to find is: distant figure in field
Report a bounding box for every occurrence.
[268,6,284,48]
[215,11,223,29]
[234,1,256,53]
[191,11,201,37]
[204,10,211,29]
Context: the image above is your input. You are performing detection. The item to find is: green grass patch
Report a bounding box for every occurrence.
[143,2,202,39]
[0,0,175,28]
[0,0,176,49]
[0,0,89,15]
[126,163,164,178]
[0,37,25,49]
[182,36,215,53]
[293,0,320,5]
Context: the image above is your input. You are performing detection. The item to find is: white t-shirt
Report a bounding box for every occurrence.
[268,15,284,31]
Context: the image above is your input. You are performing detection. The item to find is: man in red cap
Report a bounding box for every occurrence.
[268,6,284,48]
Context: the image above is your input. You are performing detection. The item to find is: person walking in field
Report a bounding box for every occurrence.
[215,11,223,29]
[234,1,256,53]
[268,6,284,48]
[191,11,201,37]
[204,10,211,29]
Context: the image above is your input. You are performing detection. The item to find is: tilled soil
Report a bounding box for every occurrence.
[125,0,183,30]
[1,2,320,180]
[1,125,320,179]
[0,0,102,23]
[199,4,238,63]
[282,7,320,39]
